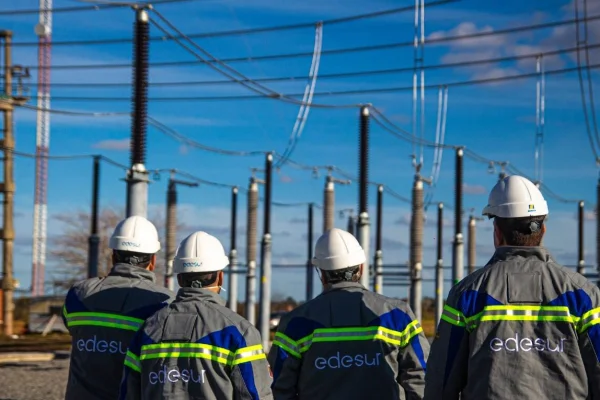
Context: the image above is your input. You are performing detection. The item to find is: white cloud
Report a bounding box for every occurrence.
[92,138,130,151]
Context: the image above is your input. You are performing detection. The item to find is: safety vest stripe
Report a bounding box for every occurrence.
[65,311,144,324]
[274,332,299,353]
[66,320,140,331]
[578,307,600,332]
[124,350,141,373]
[289,323,422,354]
[64,311,144,331]
[231,345,266,366]
[124,359,141,373]
[141,351,230,365]
[441,306,466,327]
[141,342,231,355]
[272,339,301,358]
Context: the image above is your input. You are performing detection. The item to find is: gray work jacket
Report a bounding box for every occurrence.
[424,246,600,400]
[119,287,274,400]
[267,281,429,400]
[62,263,175,400]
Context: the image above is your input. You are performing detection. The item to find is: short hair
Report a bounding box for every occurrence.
[178,272,219,288]
[113,250,153,268]
[495,216,546,246]
[321,265,361,284]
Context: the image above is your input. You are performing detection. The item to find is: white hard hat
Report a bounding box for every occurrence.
[109,216,161,254]
[173,231,229,274]
[482,175,549,219]
[312,228,366,271]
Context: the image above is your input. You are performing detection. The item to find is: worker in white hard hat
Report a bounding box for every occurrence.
[425,175,600,399]
[268,228,429,400]
[119,231,274,400]
[62,216,175,400]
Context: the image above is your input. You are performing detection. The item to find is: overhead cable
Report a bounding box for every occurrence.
[38,63,600,102]
[0,0,193,15]
[148,11,360,109]
[0,146,129,169]
[8,0,456,46]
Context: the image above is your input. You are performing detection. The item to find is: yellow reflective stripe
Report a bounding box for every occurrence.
[579,307,600,332]
[273,332,301,358]
[64,311,144,331]
[441,305,466,327]
[141,343,230,365]
[124,350,141,373]
[231,344,266,366]
[294,322,422,353]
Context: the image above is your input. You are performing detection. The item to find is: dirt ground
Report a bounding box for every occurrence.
[0,358,68,400]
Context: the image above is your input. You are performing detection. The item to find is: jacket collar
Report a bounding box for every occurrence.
[488,246,554,265]
[109,263,157,282]
[175,287,226,306]
[322,280,366,294]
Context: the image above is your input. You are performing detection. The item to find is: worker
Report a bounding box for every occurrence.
[62,216,175,400]
[424,175,600,399]
[119,231,273,400]
[268,228,429,400]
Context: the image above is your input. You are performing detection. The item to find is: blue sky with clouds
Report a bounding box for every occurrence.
[0,0,599,302]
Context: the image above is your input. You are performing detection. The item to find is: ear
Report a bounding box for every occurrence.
[542,223,546,235]
[177,274,184,287]
[317,268,326,285]
[218,270,224,286]
[111,251,116,265]
[147,254,156,272]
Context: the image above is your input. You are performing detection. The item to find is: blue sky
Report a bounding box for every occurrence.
[1,0,599,302]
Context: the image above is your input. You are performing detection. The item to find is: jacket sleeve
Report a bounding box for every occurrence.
[396,306,429,400]
[578,283,600,398]
[231,325,274,400]
[423,287,469,400]
[118,328,144,400]
[267,324,302,400]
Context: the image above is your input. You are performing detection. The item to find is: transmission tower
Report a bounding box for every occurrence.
[31,0,52,296]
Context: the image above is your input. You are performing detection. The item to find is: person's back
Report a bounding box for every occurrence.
[119,231,273,400]
[268,228,428,400]
[424,175,600,399]
[63,216,174,400]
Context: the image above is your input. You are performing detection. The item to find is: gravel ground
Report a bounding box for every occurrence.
[0,358,68,400]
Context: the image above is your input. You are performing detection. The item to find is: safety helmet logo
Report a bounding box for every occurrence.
[121,241,140,247]
[183,261,202,268]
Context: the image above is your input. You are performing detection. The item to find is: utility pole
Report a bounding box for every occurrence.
[358,106,371,288]
[452,147,464,285]
[87,156,100,279]
[374,185,384,294]
[306,202,314,301]
[324,175,334,233]
[259,153,273,348]
[126,7,150,218]
[0,31,19,336]
[410,174,424,322]
[578,200,585,275]
[435,202,444,325]
[164,174,198,290]
[228,186,238,312]
[245,176,258,325]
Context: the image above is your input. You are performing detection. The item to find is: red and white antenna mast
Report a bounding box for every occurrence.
[32,0,52,296]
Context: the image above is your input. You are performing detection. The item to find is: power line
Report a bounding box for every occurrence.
[148,11,359,109]
[0,0,202,15]
[36,43,600,88]
[0,146,129,169]
[35,63,600,102]
[8,1,455,47]
[22,15,600,69]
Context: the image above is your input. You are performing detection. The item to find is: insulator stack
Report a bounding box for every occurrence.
[468,216,476,275]
[131,9,149,166]
[324,176,334,233]
[247,179,258,265]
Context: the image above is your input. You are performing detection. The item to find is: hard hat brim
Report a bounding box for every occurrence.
[312,248,366,271]
[482,200,549,219]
